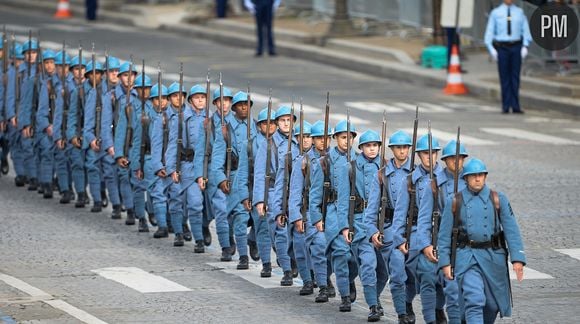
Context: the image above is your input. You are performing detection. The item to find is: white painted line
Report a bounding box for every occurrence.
[42,23,87,33]
[444,103,499,112]
[508,267,553,280]
[0,272,108,324]
[250,93,280,105]
[480,128,580,145]
[402,128,497,146]
[555,248,580,261]
[92,267,191,293]
[567,129,580,135]
[279,102,322,114]
[416,102,454,113]
[345,101,405,113]
[330,113,371,126]
[206,262,303,289]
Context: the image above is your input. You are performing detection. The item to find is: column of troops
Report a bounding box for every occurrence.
[0,32,527,324]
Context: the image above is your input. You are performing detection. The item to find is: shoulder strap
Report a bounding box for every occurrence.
[491,190,500,214]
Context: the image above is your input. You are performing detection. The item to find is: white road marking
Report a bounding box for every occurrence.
[279,102,322,114]
[555,248,580,261]
[567,129,580,135]
[480,128,580,145]
[402,128,497,146]
[92,267,191,293]
[249,93,280,105]
[329,113,371,126]
[394,102,452,114]
[442,102,498,112]
[345,101,405,113]
[206,262,303,289]
[42,23,87,33]
[0,272,108,324]
[508,267,553,280]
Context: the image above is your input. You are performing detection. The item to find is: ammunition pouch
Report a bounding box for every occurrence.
[227,152,239,171]
[325,188,338,204]
[457,230,505,250]
[268,173,276,188]
[354,195,367,214]
[143,143,151,155]
[381,207,394,224]
[181,148,194,162]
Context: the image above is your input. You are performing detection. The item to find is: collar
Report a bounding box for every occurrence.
[463,185,491,204]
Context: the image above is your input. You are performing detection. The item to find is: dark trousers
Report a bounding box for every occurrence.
[85,0,97,21]
[216,0,228,18]
[255,1,275,55]
[446,27,460,64]
[497,43,522,112]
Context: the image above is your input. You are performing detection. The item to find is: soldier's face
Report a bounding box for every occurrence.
[56,65,69,78]
[214,97,231,115]
[189,93,206,111]
[72,67,85,80]
[313,137,326,151]
[120,72,135,88]
[234,102,249,120]
[107,69,119,85]
[362,142,379,159]
[87,71,103,86]
[503,0,513,5]
[335,132,352,152]
[15,59,23,68]
[259,121,277,136]
[152,96,168,111]
[25,50,37,63]
[43,59,56,74]
[169,93,183,107]
[418,151,438,169]
[390,145,409,163]
[444,156,465,173]
[137,87,151,99]
[300,135,312,151]
[277,116,292,134]
[466,173,486,192]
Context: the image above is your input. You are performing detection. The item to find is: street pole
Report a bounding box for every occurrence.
[327,0,357,37]
[432,0,445,45]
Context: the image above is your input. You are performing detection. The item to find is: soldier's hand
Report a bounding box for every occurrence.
[171,172,180,183]
[242,199,251,211]
[371,232,384,249]
[442,265,453,280]
[294,220,304,234]
[135,169,143,180]
[197,178,206,191]
[56,139,65,150]
[71,137,82,148]
[46,125,53,137]
[156,169,167,178]
[0,121,6,133]
[256,203,266,217]
[90,139,100,152]
[423,245,438,263]
[117,157,129,168]
[22,127,30,138]
[10,117,17,128]
[513,262,525,282]
[219,180,230,194]
[398,243,408,255]
[107,147,115,157]
[315,221,324,233]
[276,215,286,228]
[342,228,351,244]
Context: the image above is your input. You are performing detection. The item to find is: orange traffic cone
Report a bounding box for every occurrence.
[54,0,72,19]
[443,44,468,95]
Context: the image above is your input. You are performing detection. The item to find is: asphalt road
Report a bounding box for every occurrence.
[0,5,579,324]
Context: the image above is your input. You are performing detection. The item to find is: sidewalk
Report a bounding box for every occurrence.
[4,0,580,116]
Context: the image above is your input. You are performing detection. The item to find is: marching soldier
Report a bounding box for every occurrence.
[0,34,7,176]
[364,130,415,324]
[6,42,27,186]
[438,158,526,323]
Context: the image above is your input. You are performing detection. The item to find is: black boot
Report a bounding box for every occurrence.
[148,213,157,227]
[260,262,272,278]
[248,240,260,261]
[125,209,136,225]
[182,223,192,241]
[91,201,102,213]
[228,235,236,255]
[280,270,293,286]
[377,301,384,316]
[220,247,232,262]
[75,192,86,208]
[194,240,205,253]
[138,218,149,232]
[398,314,414,324]
[168,223,174,234]
[339,296,352,312]
[28,178,38,191]
[349,280,357,303]
[60,190,73,204]
[153,227,169,239]
[1,157,9,175]
[436,309,448,324]
[202,226,211,246]
[368,305,381,322]
[173,233,184,246]
[406,303,416,324]
[327,279,336,298]
[237,255,249,270]
[299,281,314,295]
[43,183,53,199]
[111,205,122,219]
[311,270,318,288]
[37,181,44,194]
[291,258,299,278]
[15,175,26,187]
[315,286,329,303]
[101,190,108,208]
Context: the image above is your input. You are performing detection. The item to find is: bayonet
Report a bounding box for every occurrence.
[263,89,273,216]
[404,106,419,250]
[202,69,211,185]
[246,82,254,206]
[279,97,295,227]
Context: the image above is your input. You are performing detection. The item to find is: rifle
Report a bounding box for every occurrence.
[346,108,355,242]
[123,56,134,159]
[262,89,273,216]
[175,63,184,182]
[279,99,295,227]
[75,44,84,147]
[27,30,31,78]
[60,41,69,146]
[31,36,43,138]
[428,120,441,257]
[450,126,461,279]
[404,106,419,250]
[202,69,211,185]
[92,43,102,148]
[2,26,8,127]
[299,98,309,232]
[13,34,20,119]
[219,73,232,190]
[104,47,110,93]
[158,64,168,166]
[139,59,149,173]
[320,92,330,231]
[246,82,254,206]
[377,111,389,241]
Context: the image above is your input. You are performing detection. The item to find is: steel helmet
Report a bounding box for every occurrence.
[133,74,152,88]
[388,130,412,147]
[415,134,441,152]
[70,56,87,67]
[85,61,104,75]
[55,51,71,65]
[232,91,254,107]
[118,61,138,75]
[187,84,206,100]
[41,49,56,61]
[462,158,488,178]
[294,121,312,135]
[310,120,333,138]
[167,82,187,97]
[21,39,39,53]
[333,119,357,138]
[149,83,169,99]
[275,106,297,121]
[441,140,468,160]
[257,107,276,123]
[358,130,381,148]
[105,56,121,70]
[211,87,233,103]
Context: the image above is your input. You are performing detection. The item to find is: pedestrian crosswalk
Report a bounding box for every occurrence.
[92,267,191,293]
[480,128,580,145]
[402,128,497,146]
[555,248,580,261]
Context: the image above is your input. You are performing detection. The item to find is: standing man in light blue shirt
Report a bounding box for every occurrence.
[484,0,532,114]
